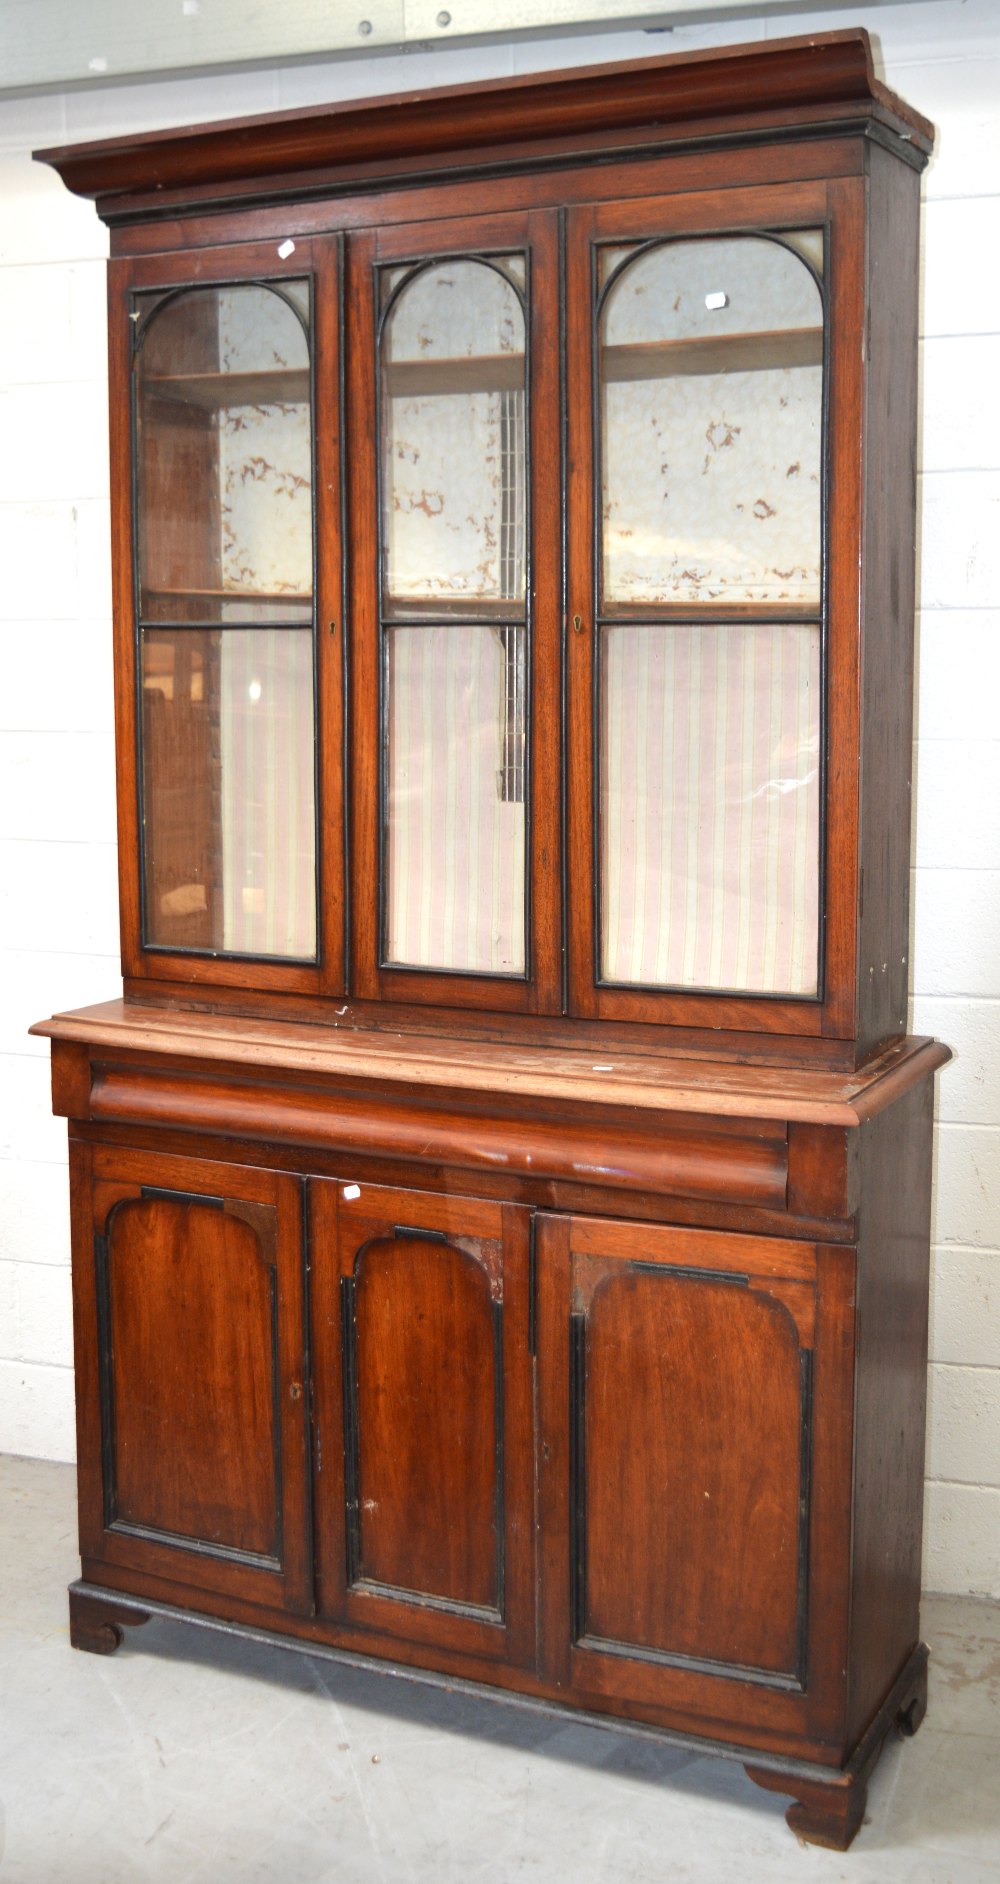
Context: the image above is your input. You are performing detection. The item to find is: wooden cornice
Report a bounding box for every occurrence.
[34,30,933,225]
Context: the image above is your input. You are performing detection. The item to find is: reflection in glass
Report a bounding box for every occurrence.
[600,622,820,995]
[386,624,525,973]
[141,628,316,958]
[135,282,313,624]
[600,235,823,608]
[379,254,529,978]
[381,259,526,611]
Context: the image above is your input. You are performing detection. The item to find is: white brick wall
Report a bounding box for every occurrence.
[1,1,997,1596]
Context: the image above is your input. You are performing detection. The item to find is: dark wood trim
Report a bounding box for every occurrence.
[339,1273,361,1587]
[92,1227,116,1531]
[493,1298,506,1618]
[568,1309,587,1645]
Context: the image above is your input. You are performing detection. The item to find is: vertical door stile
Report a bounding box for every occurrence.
[313,235,348,994]
[525,208,564,1014]
[344,226,382,1001]
[563,206,599,1018]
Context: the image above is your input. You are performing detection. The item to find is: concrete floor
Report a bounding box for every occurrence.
[1,1455,998,1884]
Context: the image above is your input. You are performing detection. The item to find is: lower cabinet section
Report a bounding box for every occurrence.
[69,1138,902,1845]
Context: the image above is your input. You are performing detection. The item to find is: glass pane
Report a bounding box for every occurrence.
[381,258,526,614]
[135,283,312,624]
[599,622,820,995]
[386,623,526,974]
[141,628,316,959]
[598,243,639,287]
[600,235,823,609]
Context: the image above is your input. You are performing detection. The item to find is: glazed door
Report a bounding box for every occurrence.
[110,235,346,998]
[72,1144,311,1614]
[311,1180,534,1668]
[346,207,563,1015]
[563,180,859,1040]
[536,1213,852,1745]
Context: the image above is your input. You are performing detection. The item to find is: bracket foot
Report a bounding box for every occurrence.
[69,1582,151,1657]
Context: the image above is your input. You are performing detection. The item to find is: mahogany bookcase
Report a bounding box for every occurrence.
[33,29,947,1849]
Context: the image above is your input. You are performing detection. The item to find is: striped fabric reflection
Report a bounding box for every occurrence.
[219,629,317,959]
[387,624,526,974]
[600,622,820,995]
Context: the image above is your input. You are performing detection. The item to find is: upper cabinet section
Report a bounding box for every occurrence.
[36,33,933,1064]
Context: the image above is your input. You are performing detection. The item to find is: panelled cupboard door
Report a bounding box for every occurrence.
[72,1144,311,1613]
[536,1214,854,1745]
[311,1181,534,1667]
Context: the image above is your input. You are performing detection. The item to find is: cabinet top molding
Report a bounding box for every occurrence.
[35,29,933,225]
[32,1000,950,1128]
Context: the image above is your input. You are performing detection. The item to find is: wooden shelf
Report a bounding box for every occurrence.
[601,600,822,623]
[383,596,525,623]
[385,353,523,397]
[602,327,822,382]
[144,368,309,409]
[143,586,311,602]
[139,337,819,408]
[381,330,820,400]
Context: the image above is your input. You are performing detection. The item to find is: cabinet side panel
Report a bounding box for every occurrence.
[855,148,921,1060]
[846,1076,934,1746]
